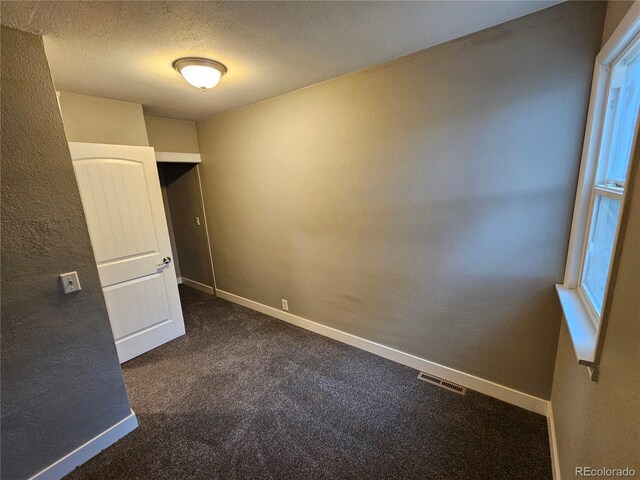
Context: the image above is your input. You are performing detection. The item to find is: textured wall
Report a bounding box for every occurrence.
[1,27,132,479]
[550,2,639,476]
[58,91,149,146]
[160,164,213,287]
[196,2,605,399]
[145,115,200,153]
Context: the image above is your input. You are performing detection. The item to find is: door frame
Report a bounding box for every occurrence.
[155,152,217,294]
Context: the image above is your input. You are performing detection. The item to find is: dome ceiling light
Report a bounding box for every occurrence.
[172,57,227,90]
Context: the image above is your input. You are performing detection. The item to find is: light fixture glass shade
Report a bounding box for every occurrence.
[173,58,227,90]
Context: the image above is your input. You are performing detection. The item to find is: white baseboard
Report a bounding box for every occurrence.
[215,288,550,415]
[29,410,138,480]
[547,402,561,480]
[178,277,214,295]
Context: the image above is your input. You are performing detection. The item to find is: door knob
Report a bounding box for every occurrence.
[157,256,172,266]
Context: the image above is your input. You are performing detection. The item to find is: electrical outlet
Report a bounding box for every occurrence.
[195,216,201,226]
[281,299,289,311]
[60,271,81,294]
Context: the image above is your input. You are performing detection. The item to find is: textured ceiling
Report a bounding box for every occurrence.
[2,1,560,121]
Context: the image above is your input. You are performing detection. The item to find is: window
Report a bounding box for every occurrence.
[580,43,640,322]
[557,4,640,373]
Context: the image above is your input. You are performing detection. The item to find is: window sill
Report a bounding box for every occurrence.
[555,284,598,367]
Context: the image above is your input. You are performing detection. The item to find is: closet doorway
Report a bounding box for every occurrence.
[157,156,215,295]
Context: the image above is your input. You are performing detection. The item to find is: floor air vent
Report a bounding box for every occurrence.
[418,372,467,395]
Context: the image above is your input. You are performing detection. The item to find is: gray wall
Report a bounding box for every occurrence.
[196,2,606,399]
[160,163,213,287]
[551,1,639,476]
[1,27,132,479]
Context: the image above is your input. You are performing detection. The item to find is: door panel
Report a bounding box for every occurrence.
[73,158,157,263]
[103,274,170,340]
[69,142,185,363]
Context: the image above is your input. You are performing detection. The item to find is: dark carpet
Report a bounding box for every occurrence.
[66,286,551,480]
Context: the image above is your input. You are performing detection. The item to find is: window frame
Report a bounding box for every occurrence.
[577,185,624,327]
[557,3,640,378]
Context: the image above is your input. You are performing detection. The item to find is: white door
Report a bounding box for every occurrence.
[69,142,185,363]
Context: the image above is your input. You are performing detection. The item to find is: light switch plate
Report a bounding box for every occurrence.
[60,271,81,294]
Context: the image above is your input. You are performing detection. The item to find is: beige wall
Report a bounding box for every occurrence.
[551,143,639,479]
[1,27,131,479]
[550,2,639,477]
[145,115,200,153]
[601,1,634,46]
[197,2,605,399]
[58,91,149,146]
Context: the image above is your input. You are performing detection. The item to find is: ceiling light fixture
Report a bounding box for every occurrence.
[172,57,227,90]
